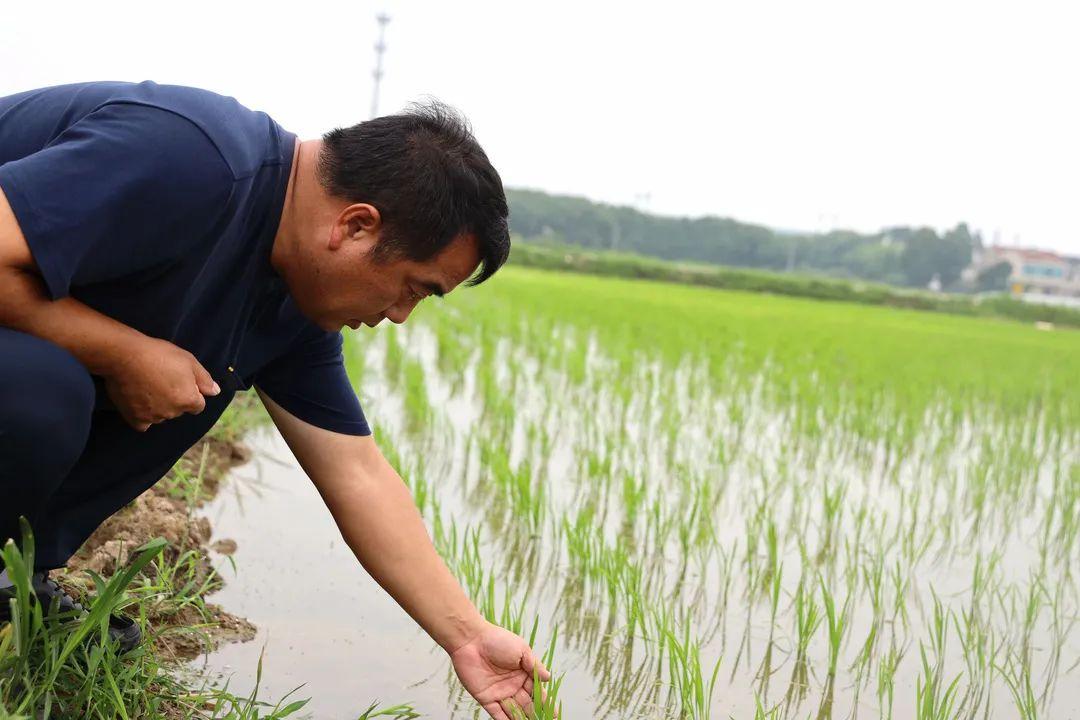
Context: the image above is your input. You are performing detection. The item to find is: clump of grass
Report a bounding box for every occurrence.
[1,519,171,717]
[0,521,311,719]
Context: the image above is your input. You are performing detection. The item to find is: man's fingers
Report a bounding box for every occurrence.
[531,682,557,718]
[500,697,531,720]
[126,411,152,432]
[520,651,552,682]
[192,362,221,397]
[513,688,536,719]
[185,391,207,415]
[483,701,511,720]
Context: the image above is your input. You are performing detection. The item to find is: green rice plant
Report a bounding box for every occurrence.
[785,575,822,704]
[818,575,851,680]
[381,324,405,385]
[749,694,783,719]
[888,560,911,631]
[356,701,421,719]
[620,472,647,536]
[950,558,1004,714]
[754,560,784,698]
[196,645,311,719]
[996,650,1039,720]
[509,626,563,720]
[816,484,845,568]
[1038,579,1076,705]
[911,590,963,720]
[876,642,905,720]
[914,644,962,720]
[1018,572,1045,671]
[402,357,432,432]
[663,620,721,720]
[848,556,886,692]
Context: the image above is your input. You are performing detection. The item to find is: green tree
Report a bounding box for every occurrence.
[899,228,942,287]
[939,223,976,286]
[506,189,977,291]
[976,260,1013,292]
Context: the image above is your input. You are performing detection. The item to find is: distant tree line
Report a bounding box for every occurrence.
[507,188,980,289]
[507,243,1080,329]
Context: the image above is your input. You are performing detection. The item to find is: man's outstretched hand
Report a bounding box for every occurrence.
[449,620,554,720]
[266,419,559,718]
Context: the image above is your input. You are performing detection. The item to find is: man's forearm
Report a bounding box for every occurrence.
[0,266,147,377]
[0,187,145,377]
[319,451,486,653]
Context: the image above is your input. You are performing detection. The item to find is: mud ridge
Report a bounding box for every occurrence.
[56,433,259,661]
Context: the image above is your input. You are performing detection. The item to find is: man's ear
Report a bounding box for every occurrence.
[330,203,381,250]
[344,203,381,239]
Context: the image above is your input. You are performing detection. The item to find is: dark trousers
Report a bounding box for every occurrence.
[0,327,232,570]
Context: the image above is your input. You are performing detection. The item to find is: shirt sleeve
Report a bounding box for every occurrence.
[253,328,372,436]
[0,102,233,301]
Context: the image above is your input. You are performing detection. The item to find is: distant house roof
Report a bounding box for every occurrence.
[988,246,1069,263]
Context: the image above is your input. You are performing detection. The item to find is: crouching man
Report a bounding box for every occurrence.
[0,80,548,720]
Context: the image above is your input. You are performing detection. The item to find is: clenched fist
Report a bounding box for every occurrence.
[104,336,221,432]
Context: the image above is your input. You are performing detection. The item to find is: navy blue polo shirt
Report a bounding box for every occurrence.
[0,81,371,436]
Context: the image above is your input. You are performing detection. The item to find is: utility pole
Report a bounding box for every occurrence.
[370,12,391,119]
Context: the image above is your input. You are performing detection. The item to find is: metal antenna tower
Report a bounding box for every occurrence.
[370,12,391,119]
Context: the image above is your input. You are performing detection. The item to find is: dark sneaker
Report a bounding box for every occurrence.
[0,571,142,653]
[105,612,142,653]
[31,572,86,616]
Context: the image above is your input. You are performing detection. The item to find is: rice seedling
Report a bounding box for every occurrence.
[784,575,822,707]
[876,641,905,720]
[818,576,850,680]
[997,650,1039,720]
[663,619,721,720]
[356,701,421,719]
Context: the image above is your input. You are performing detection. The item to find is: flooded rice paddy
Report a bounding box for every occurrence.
[197,267,1080,719]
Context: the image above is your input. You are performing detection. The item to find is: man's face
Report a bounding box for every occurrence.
[289,203,482,333]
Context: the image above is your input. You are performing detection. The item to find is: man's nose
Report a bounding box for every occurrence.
[384,300,418,325]
[385,310,408,325]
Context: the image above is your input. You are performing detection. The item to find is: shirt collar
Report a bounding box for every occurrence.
[257,131,297,304]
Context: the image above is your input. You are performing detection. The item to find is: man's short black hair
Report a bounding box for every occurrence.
[317,98,510,285]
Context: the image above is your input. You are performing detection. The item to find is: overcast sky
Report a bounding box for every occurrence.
[2,0,1077,254]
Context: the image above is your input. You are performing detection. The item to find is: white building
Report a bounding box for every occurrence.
[975,246,1080,298]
